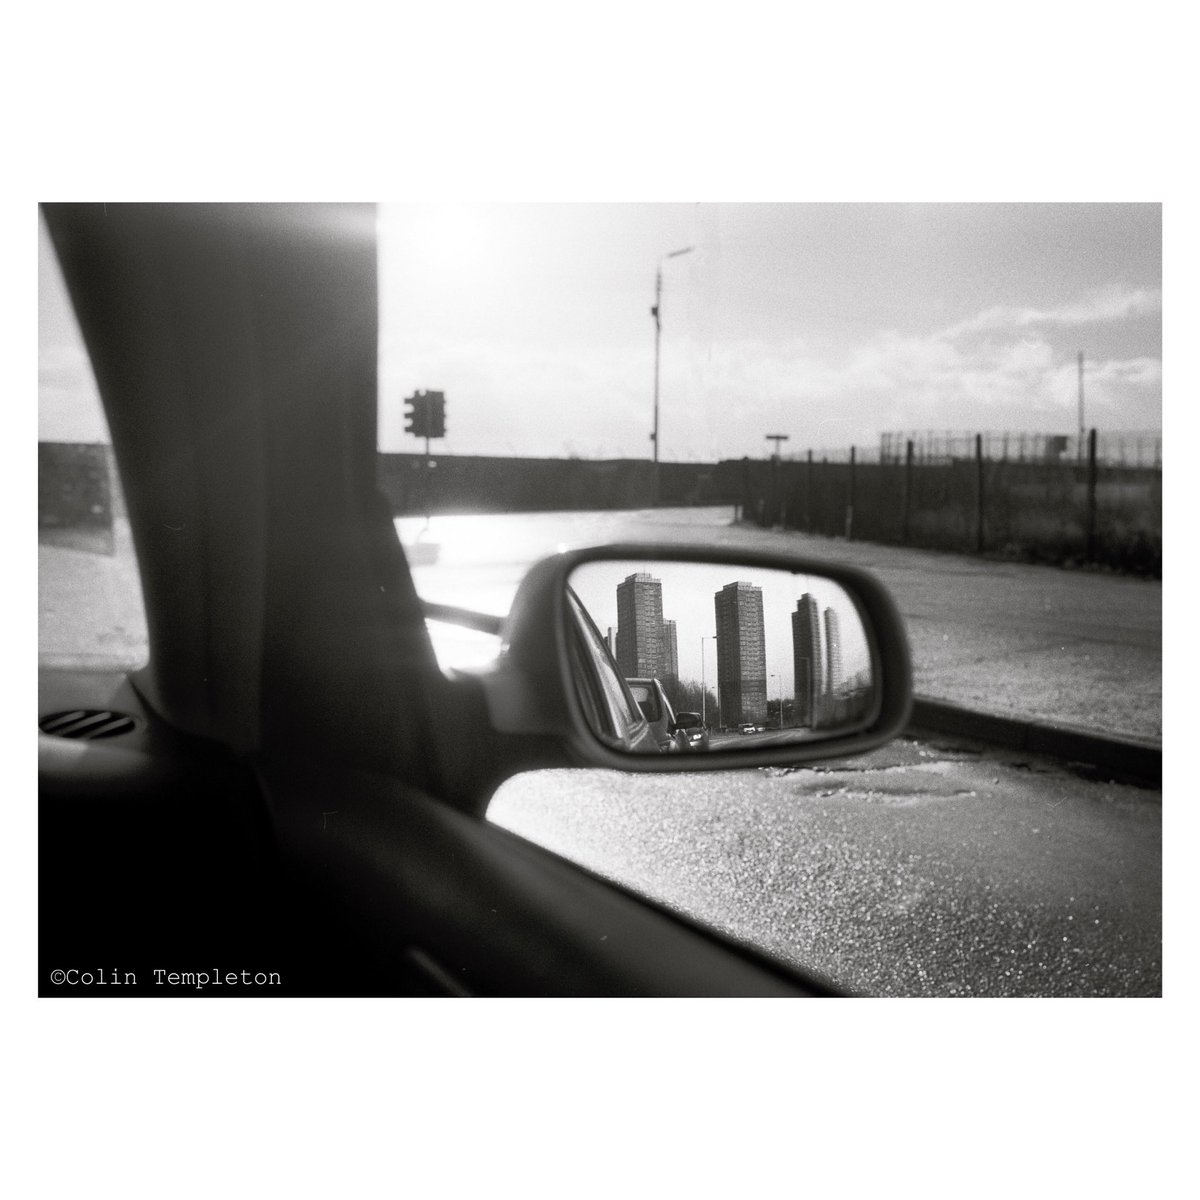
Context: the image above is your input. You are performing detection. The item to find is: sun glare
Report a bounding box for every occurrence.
[382,203,493,279]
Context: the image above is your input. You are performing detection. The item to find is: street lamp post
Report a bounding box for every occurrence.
[701,633,715,729]
[651,246,694,474]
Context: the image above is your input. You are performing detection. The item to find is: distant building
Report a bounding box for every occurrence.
[791,593,822,727]
[714,581,767,725]
[661,618,678,682]
[606,627,616,657]
[824,607,843,695]
[615,572,664,677]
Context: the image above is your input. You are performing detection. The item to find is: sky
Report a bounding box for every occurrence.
[376,202,1162,461]
[39,203,1161,459]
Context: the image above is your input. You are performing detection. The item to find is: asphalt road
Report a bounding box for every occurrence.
[489,735,1161,997]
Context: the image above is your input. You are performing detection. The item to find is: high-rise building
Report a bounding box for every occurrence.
[615,572,664,677]
[714,581,767,725]
[791,592,822,727]
[661,619,678,682]
[824,606,843,695]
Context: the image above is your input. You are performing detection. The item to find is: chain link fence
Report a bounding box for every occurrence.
[878,430,1161,468]
[743,430,1161,576]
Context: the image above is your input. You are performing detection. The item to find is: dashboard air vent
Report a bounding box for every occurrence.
[39,710,138,740]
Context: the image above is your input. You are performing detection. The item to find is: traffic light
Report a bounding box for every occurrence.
[403,392,426,437]
[425,391,445,439]
[403,390,446,440]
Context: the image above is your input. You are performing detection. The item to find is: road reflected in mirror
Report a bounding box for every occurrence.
[568,560,877,753]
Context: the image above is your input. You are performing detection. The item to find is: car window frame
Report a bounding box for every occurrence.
[565,587,650,748]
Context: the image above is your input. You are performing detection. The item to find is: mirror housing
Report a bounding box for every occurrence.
[478,544,912,772]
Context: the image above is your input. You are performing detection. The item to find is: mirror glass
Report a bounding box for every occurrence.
[567,560,877,754]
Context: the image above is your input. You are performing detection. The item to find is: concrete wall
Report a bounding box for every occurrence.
[376,453,745,514]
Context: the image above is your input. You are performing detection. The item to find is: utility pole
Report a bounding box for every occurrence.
[650,246,694,476]
[701,633,717,730]
[764,434,789,528]
[1078,351,1085,462]
[1086,428,1098,561]
[652,267,662,462]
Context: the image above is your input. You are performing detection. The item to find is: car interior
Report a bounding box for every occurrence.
[39,202,913,997]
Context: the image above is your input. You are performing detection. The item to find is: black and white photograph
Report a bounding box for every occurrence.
[38,200,1161,999]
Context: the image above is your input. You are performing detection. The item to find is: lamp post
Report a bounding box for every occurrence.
[1078,350,1085,463]
[701,633,716,729]
[651,246,694,473]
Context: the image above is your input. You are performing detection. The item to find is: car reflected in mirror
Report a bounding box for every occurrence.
[567,560,879,754]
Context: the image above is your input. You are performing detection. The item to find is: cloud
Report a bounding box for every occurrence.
[941,287,1162,339]
[676,315,1160,456]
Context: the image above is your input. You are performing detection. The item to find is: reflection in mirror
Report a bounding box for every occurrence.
[567,560,877,754]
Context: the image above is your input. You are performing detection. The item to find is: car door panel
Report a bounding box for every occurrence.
[258,758,836,997]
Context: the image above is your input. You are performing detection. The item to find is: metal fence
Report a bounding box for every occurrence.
[878,430,1161,469]
[743,429,1161,575]
[777,445,881,465]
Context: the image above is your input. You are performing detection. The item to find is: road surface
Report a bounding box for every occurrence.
[490,734,1161,997]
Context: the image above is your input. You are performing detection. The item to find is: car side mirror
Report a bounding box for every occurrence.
[479,544,912,773]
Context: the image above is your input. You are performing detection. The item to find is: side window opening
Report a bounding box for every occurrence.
[39,214,148,670]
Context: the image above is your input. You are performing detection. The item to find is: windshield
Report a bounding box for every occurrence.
[627,682,660,722]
